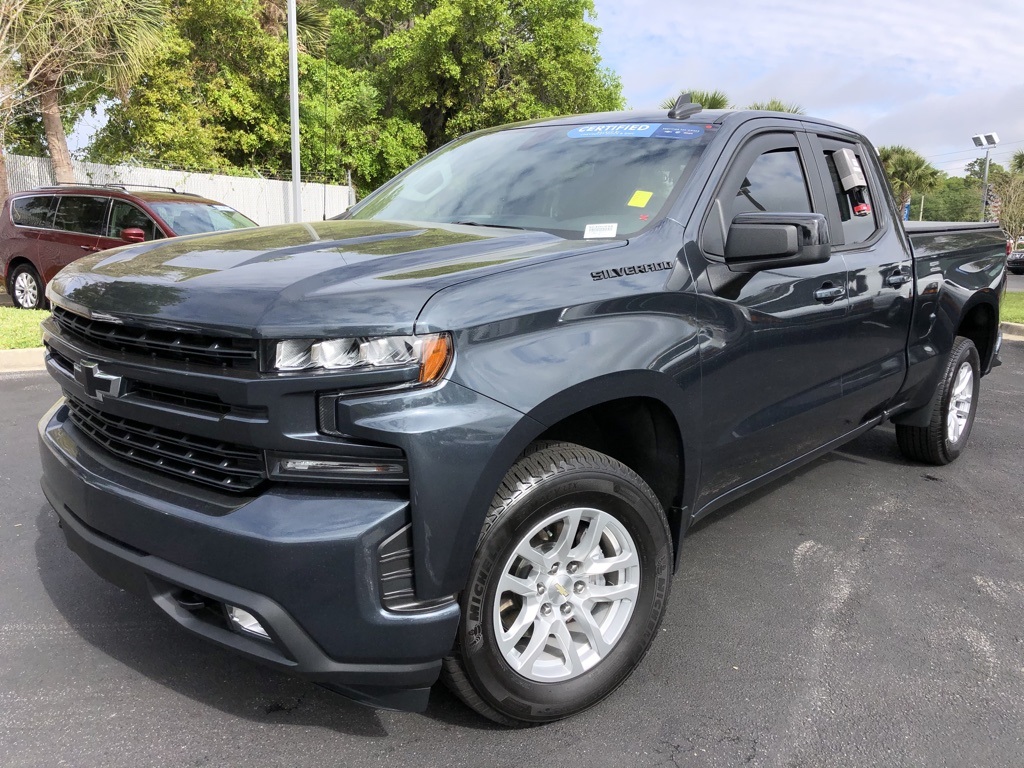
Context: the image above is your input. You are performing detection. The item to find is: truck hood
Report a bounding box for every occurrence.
[49,220,625,338]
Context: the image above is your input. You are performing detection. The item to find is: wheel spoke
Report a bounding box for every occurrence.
[547,508,583,564]
[569,510,609,561]
[552,620,586,676]
[515,617,554,672]
[513,539,546,572]
[587,581,640,603]
[572,607,613,657]
[497,601,540,655]
[497,571,537,597]
[585,550,639,575]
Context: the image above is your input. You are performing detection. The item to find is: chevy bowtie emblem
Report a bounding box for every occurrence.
[73,361,125,401]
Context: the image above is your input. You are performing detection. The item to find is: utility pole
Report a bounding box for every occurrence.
[972,133,999,222]
[287,0,301,223]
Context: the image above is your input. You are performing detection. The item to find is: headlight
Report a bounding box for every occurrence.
[273,333,452,385]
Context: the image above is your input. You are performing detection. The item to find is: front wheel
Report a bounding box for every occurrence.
[896,336,980,465]
[442,442,672,725]
[10,264,45,309]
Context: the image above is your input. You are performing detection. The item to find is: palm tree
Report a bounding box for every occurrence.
[746,98,804,114]
[878,145,943,214]
[14,0,166,183]
[659,89,731,111]
[1011,149,1024,174]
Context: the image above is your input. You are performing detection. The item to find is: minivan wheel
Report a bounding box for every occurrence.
[896,336,980,465]
[10,264,45,309]
[442,442,672,725]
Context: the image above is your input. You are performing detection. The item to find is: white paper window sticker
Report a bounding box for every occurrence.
[584,223,618,239]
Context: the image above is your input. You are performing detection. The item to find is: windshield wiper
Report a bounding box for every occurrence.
[449,220,527,230]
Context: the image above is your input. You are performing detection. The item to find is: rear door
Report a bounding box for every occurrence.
[690,129,853,507]
[807,133,914,425]
[38,195,109,282]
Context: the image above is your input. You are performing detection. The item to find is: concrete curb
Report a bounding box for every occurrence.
[1,322,1021,375]
[0,347,45,373]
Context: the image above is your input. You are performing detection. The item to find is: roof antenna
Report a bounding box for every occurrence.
[667,92,703,120]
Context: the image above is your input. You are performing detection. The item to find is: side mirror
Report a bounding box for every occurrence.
[724,212,831,272]
[120,227,146,243]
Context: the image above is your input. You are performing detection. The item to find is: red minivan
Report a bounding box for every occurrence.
[1,184,258,309]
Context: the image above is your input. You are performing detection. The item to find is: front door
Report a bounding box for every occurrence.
[38,195,110,282]
[689,130,853,507]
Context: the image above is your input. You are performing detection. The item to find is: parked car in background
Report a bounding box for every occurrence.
[1008,246,1024,275]
[1,185,257,309]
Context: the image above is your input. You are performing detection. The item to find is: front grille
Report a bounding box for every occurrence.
[53,306,259,370]
[66,396,266,493]
[131,382,232,416]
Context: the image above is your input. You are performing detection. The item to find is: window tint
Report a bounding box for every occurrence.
[149,202,257,236]
[824,151,877,245]
[730,149,811,220]
[11,196,55,228]
[53,196,110,236]
[108,200,161,240]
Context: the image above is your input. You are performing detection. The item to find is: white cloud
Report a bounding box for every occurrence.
[591,0,1024,173]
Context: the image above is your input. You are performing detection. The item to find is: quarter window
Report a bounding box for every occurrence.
[52,196,110,236]
[11,196,55,229]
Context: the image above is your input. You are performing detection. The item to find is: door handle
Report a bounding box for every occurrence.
[80,246,102,252]
[814,285,846,302]
[886,272,911,288]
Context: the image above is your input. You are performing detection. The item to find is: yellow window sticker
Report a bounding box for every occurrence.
[627,190,653,208]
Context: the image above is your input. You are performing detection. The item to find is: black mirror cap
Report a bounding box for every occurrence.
[724,212,831,272]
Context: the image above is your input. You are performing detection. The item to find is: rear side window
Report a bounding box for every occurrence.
[823,150,877,246]
[53,196,110,236]
[11,196,55,229]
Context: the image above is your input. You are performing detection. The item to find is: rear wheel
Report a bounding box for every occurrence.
[442,442,672,725]
[896,336,980,465]
[10,264,45,309]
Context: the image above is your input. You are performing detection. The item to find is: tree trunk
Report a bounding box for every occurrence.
[38,80,74,184]
[0,145,8,202]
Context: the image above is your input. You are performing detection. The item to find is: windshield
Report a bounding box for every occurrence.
[150,202,257,236]
[348,122,713,238]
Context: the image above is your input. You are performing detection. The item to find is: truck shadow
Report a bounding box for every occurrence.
[31,504,497,734]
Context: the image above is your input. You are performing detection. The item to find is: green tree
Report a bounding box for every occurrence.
[659,89,731,110]
[745,98,804,114]
[995,173,1024,246]
[1012,150,1024,174]
[909,175,981,222]
[878,145,942,215]
[11,0,166,183]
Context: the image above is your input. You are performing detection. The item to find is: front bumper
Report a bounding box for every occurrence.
[39,400,461,712]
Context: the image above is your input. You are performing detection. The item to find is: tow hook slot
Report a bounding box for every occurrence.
[174,590,208,611]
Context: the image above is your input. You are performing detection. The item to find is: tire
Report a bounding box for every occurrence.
[9,263,45,309]
[896,336,980,465]
[442,441,672,725]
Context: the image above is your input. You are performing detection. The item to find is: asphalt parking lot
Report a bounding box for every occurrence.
[2,342,1024,767]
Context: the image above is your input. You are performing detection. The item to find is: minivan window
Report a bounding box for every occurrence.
[53,196,110,236]
[148,202,257,236]
[11,196,55,229]
[108,200,162,241]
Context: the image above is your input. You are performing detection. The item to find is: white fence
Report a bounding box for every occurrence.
[4,154,354,226]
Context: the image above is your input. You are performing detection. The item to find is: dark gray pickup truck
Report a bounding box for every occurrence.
[38,104,1007,725]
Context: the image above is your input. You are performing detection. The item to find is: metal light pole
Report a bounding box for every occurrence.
[287,0,302,223]
[972,133,999,222]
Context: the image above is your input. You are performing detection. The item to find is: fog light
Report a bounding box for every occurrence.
[267,451,408,483]
[226,605,270,640]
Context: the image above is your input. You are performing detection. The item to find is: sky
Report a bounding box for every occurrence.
[589,0,1024,176]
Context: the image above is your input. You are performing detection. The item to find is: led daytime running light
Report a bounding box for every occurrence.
[274,333,451,384]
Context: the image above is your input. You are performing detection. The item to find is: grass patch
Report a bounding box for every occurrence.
[0,306,49,349]
[1004,292,1024,325]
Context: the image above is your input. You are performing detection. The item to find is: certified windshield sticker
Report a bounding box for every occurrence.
[584,223,618,239]
[567,124,705,140]
[627,190,654,208]
[568,124,659,138]
[652,125,705,140]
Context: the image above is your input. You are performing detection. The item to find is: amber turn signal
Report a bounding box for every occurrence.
[419,334,453,384]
